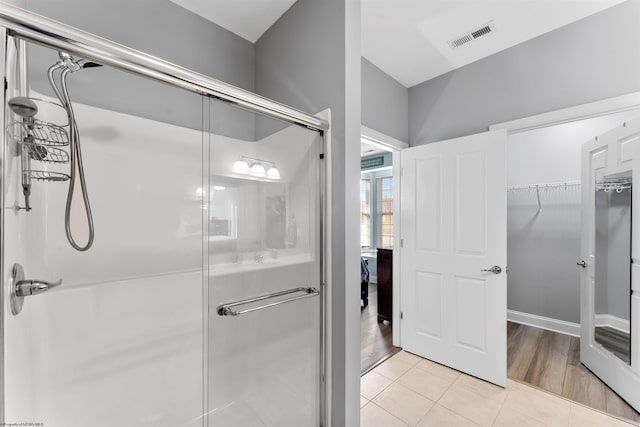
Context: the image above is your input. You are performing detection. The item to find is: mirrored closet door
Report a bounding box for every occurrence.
[580,116,640,412]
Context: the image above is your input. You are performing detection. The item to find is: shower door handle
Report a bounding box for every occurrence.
[15,278,62,297]
[577,260,587,268]
[217,287,319,316]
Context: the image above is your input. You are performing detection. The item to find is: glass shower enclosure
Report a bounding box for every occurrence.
[0,4,328,427]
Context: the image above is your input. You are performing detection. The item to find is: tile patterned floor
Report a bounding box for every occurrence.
[360,350,638,427]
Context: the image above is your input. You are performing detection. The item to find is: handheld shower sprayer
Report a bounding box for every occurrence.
[9,96,38,118]
[47,51,102,251]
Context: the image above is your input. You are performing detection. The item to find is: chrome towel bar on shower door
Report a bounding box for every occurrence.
[217,287,319,316]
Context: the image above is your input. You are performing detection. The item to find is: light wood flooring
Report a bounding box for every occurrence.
[361,283,400,373]
[508,321,640,423]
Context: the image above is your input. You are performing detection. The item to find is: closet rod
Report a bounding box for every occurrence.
[507,181,580,214]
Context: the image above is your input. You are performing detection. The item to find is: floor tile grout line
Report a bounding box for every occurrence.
[364,400,412,427]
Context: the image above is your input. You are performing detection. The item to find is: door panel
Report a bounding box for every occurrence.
[415,272,442,338]
[416,156,442,251]
[401,129,507,386]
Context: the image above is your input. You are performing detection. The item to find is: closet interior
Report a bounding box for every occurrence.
[506,109,640,423]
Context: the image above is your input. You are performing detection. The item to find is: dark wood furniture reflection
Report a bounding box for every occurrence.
[376,248,392,324]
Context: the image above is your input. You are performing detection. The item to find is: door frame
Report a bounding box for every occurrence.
[360,125,407,347]
[489,91,640,135]
[489,91,640,374]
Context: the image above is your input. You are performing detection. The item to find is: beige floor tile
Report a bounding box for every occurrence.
[360,402,409,427]
[417,404,480,427]
[373,356,415,381]
[569,403,636,427]
[437,375,507,426]
[452,374,509,402]
[415,358,461,382]
[361,371,393,400]
[392,350,423,367]
[373,383,435,426]
[504,383,571,426]
[494,406,552,427]
[361,395,369,409]
[396,366,457,402]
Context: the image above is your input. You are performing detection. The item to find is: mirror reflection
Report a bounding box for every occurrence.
[594,173,632,364]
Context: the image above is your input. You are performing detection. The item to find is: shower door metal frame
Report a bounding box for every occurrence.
[0,3,330,426]
[0,27,6,426]
[0,3,329,133]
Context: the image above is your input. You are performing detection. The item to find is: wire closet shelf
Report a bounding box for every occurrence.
[507,181,581,213]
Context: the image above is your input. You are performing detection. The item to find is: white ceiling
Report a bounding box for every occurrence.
[362,0,627,87]
[171,0,627,87]
[170,0,296,43]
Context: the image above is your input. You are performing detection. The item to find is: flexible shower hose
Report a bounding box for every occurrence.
[48,63,95,251]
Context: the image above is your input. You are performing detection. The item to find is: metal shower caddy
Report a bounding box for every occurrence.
[6,97,71,211]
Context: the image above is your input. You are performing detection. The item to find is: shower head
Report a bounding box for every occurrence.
[8,96,38,118]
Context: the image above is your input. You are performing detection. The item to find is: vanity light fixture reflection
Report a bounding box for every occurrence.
[232,158,250,174]
[266,163,281,180]
[250,162,267,178]
[231,156,280,180]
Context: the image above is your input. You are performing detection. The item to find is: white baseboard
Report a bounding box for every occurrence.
[595,314,630,334]
[507,310,580,337]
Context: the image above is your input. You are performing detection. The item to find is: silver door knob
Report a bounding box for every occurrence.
[481,266,502,274]
[577,260,587,268]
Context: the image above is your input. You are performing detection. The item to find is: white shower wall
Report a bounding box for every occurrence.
[4,93,320,426]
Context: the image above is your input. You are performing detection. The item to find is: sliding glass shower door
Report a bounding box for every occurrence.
[2,31,325,427]
[205,100,324,426]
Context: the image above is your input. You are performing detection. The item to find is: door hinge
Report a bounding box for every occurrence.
[401,167,404,177]
[400,239,403,248]
[400,311,404,320]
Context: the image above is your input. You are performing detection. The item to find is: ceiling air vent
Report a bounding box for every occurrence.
[448,21,495,50]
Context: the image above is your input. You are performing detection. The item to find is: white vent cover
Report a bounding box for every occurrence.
[448,21,495,50]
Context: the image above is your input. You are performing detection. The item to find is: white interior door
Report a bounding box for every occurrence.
[400,129,507,386]
[580,117,640,412]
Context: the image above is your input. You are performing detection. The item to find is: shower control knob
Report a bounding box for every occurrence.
[9,263,63,316]
[15,278,62,297]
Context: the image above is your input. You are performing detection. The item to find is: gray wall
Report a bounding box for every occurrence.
[507,189,582,323]
[255,0,361,424]
[362,57,408,142]
[22,0,256,138]
[409,0,640,146]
